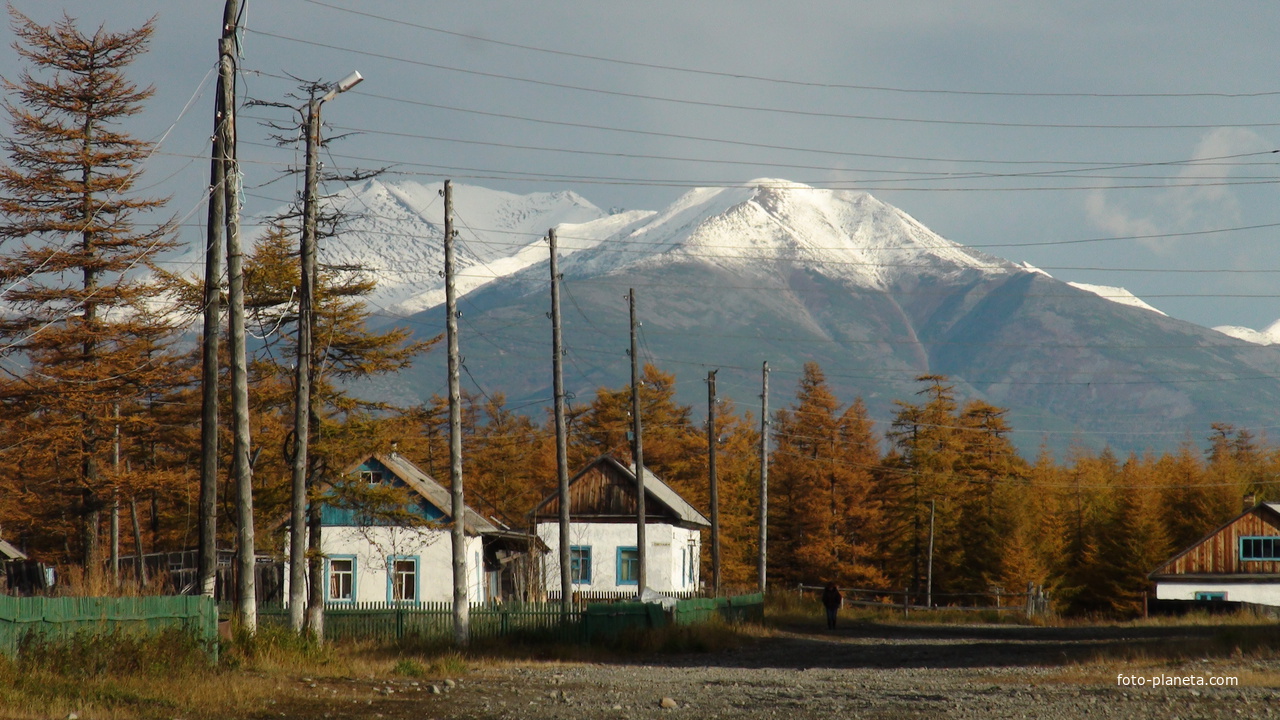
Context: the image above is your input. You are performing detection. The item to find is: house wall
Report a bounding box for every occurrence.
[1160,511,1280,575]
[1155,581,1280,606]
[285,526,485,604]
[536,521,702,594]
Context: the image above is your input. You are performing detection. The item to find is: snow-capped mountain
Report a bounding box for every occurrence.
[555,179,1012,285]
[378,179,1280,456]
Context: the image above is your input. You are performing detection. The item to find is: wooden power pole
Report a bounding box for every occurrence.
[198,0,234,602]
[219,0,255,634]
[288,84,321,633]
[758,361,769,594]
[549,229,572,613]
[629,289,647,595]
[444,180,470,645]
[707,369,720,596]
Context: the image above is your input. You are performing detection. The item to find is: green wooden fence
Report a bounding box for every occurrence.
[0,595,218,659]
[246,593,765,644]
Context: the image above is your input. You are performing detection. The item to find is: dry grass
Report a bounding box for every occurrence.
[0,615,771,719]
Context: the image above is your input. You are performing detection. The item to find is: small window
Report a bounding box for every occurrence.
[570,546,592,584]
[617,547,639,586]
[328,558,354,602]
[1240,536,1280,561]
[1195,591,1227,602]
[390,558,417,602]
[359,470,384,485]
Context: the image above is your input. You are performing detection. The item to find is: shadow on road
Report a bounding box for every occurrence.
[644,621,1267,671]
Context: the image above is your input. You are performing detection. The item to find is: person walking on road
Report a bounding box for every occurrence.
[822,582,842,630]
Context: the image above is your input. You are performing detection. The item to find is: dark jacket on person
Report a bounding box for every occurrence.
[822,583,842,610]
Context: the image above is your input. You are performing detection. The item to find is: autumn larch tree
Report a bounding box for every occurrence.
[0,9,185,584]
[769,362,884,587]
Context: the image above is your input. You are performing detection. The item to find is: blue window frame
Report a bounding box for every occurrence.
[387,555,419,603]
[570,546,592,584]
[325,555,357,602]
[1240,536,1280,561]
[617,546,639,586]
[1195,591,1227,601]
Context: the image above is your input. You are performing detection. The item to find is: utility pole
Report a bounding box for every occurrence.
[287,69,363,635]
[198,0,232,602]
[445,180,469,646]
[758,361,769,594]
[926,498,935,610]
[288,82,320,634]
[549,228,572,613]
[707,369,719,597]
[629,289,647,596]
[220,0,255,634]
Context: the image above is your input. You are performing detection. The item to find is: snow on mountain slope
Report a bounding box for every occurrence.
[559,179,1013,288]
[393,208,655,314]
[1016,262,1166,316]
[324,180,609,313]
[1066,282,1167,316]
[1215,318,1280,345]
[173,179,612,316]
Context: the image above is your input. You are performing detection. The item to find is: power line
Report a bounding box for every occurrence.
[239,29,1280,131]
[279,7,1280,100]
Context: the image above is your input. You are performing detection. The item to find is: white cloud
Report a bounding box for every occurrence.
[1084,127,1269,253]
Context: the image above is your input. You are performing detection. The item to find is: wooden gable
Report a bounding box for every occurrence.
[1151,504,1280,578]
[321,456,446,527]
[534,457,681,525]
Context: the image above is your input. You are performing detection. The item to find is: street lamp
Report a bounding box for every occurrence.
[288,71,363,635]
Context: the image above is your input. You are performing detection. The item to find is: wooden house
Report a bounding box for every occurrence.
[530,454,710,598]
[1149,501,1280,606]
[307,452,543,605]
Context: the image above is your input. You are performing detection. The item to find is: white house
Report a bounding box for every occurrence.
[1150,501,1280,606]
[531,455,710,598]
[307,453,542,605]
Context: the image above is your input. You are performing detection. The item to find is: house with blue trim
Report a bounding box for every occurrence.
[530,455,709,598]
[1150,500,1280,607]
[318,452,543,605]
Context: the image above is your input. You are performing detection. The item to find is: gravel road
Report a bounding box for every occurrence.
[261,622,1280,720]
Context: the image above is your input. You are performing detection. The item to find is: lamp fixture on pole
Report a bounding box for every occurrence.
[288,70,362,636]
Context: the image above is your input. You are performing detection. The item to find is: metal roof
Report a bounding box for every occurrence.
[349,453,500,536]
[532,454,710,529]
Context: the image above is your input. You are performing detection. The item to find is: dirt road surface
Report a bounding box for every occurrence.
[256,622,1280,720]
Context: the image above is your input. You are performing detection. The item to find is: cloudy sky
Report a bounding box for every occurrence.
[5,0,1280,331]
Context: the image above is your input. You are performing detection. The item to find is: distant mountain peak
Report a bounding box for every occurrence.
[551,179,1014,292]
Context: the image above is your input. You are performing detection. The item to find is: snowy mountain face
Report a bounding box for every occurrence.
[184,177,1162,323]
[552,180,1016,290]
[1215,319,1280,345]
[322,180,612,315]
[180,179,613,316]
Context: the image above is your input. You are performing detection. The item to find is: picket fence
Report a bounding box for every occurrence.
[248,593,765,643]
